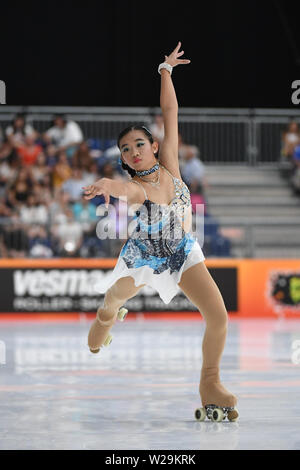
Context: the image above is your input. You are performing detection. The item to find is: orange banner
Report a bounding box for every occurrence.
[0,258,299,317]
[208,258,300,317]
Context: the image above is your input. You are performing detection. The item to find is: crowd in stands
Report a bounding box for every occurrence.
[0,112,230,258]
[280,120,300,194]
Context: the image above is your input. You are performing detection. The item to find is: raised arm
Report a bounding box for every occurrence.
[159,41,191,179]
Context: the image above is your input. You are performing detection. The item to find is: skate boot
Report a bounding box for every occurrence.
[88,306,128,353]
[194,367,239,422]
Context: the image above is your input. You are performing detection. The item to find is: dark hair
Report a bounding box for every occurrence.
[52,113,67,127]
[117,125,159,177]
[12,113,26,135]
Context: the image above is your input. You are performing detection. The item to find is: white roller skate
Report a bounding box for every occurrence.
[117,307,128,322]
[195,404,239,422]
[89,306,128,353]
[195,367,239,422]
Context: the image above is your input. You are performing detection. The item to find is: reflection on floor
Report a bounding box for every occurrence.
[0,316,300,450]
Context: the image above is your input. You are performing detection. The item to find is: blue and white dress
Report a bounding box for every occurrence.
[94,164,205,304]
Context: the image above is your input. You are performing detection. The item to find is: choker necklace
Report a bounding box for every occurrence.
[135,162,159,177]
[138,166,161,187]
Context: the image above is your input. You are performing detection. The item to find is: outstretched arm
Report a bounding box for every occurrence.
[159,41,191,179]
[82,178,143,207]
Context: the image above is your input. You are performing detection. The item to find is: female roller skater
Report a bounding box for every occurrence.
[83,42,238,422]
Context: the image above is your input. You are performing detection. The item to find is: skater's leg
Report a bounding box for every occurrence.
[98,276,145,322]
[88,276,146,352]
[178,262,237,408]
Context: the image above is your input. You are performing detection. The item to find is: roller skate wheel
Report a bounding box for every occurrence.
[117,308,128,322]
[194,407,206,421]
[227,408,239,422]
[89,347,100,354]
[212,408,224,422]
[104,335,113,346]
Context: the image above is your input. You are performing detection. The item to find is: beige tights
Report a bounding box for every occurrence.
[88,262,237,408]
[178,262,237,408]
[88,276,146,353]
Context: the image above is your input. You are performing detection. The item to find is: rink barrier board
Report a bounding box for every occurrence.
[0,258,299,318]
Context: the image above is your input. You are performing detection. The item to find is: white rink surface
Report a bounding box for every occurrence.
[0,317,300,450]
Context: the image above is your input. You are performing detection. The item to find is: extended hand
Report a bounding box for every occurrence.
[82,179,110,207]
[164,41,191,67]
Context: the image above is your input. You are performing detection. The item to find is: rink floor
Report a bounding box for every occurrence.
[0,315,300,450]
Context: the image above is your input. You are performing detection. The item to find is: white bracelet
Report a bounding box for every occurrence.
[158,62,173,75]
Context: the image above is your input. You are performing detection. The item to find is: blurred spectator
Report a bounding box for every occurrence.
[190,182,208,216]
[0,138,15,160]
[149,113,164,144]
[30,152,51,185]
[293,143,300,166]
[19,193,48,225]
[52,151,72,194]
[82,161,99,187]
[5,113,37,149]
[72,141,93,171]
[281,121,300,162]
[4,188,18,215]
[45,144,59,167]
[51,208,83,256]
[9,167,33,207]
[28,225,53,258]
[43,114,83,157]
[100,142,120,164]
[100,160,126,183]
[72,198,98,231]
[178,133,195,171]
[30,182,52,211]
[49,189,71,224]
[291,143,300,193]
[62,168,86,202]
[0,195,12,220]
[179,134,207,193]
[0,152,20,197]
[2,216,29,258]
[16,134,43,166]
[86,138,103,159]
[97,160,125,206]
[101,161,117,179]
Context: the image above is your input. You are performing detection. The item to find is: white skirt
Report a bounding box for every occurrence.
[93,239,205,304]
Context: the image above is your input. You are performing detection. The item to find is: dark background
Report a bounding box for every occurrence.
[1,0,300,108]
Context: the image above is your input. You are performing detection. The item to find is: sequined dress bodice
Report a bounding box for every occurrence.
[120,164,195,269]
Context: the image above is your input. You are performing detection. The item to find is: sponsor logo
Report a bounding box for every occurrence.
[268,270,300,311]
